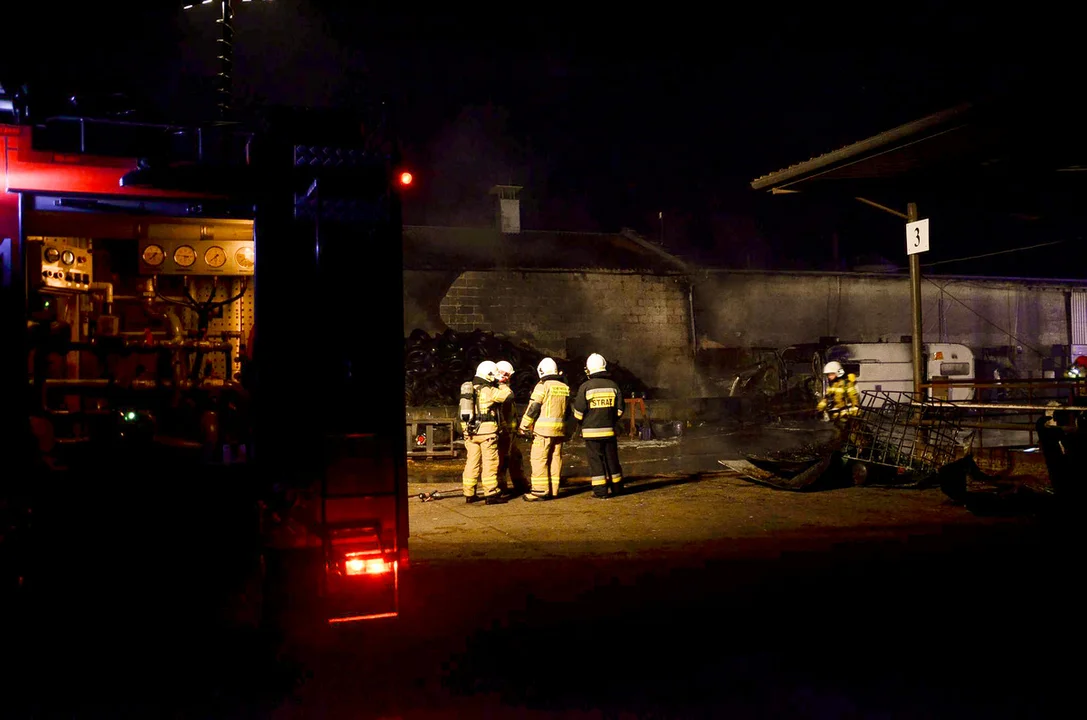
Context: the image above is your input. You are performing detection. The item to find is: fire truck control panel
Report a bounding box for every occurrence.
[140,221,255,275]
[27,236,93,291]
[2,107,410,633]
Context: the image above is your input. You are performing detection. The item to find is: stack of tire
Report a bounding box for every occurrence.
[404,328,650,407]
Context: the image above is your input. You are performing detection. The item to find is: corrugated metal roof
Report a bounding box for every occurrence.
[750,103,975,191]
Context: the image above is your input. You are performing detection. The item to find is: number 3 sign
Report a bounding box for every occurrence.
[906,218,929,256]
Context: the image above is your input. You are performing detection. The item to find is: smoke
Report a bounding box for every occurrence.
[415,104,531,227]
[707,212,775,269]
[412,103,603,231]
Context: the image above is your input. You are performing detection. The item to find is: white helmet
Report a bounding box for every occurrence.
[537,357,558,379]
[495,360,514,382]
[586,353,607,375]
[475,360,498,382]
[823,361,844,378]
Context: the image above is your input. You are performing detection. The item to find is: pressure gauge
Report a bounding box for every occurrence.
[142,244,166,267]
[173,245,197,268]
[44,247,60,263]
[61,250,75,265]
[235,245,255,270]
[204,246,227,269]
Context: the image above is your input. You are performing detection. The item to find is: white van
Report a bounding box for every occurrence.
[821,342,975,404]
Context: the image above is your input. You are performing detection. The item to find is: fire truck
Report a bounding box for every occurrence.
[0,92,410,638]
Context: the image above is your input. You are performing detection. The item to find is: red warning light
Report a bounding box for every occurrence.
[399,171,413,186]
[344,552,392,576]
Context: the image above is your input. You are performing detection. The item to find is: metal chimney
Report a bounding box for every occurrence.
[489,185,522,234]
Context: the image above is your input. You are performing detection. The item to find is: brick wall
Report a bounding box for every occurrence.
[438,270,695,392]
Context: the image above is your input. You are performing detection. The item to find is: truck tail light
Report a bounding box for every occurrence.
[344,552,392,576]
[323,520,399,622]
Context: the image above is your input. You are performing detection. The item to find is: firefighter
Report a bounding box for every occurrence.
[1064,355,1087,379]
[518,357,570,501]
[461,360,514,504]
[816,361,860,423]
[494,360,527,493]
[572,353,625,498]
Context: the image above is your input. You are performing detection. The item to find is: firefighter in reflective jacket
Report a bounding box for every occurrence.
[494,360,527,493]
[572,353,625,498]
[816,361,860,423]
[1065,355,1087,379]
[461,360,514,504]
[518,357,570,501]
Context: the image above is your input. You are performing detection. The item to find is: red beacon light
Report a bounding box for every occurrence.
[398,171,413,186]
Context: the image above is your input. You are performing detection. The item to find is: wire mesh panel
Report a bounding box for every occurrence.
[842,391,963,475]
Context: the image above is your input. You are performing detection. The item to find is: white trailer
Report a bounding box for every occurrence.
[821,342,975,403]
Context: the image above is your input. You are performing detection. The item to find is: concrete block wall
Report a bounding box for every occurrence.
[693,271,1079,372]
[439,270,695,392]
[405,268,1087,399]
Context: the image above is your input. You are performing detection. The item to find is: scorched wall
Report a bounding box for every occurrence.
[437,270,695,393]
[405,268,1087,395]
[693,271,1079,372]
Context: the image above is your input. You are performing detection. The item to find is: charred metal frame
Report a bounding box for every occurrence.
[842,390,963,477]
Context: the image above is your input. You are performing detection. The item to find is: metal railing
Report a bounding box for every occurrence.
[921,377,1086,448]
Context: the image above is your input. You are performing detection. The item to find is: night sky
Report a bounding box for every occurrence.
[2,3,1078,276]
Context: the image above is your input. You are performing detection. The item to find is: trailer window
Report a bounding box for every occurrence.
[940,362,970,376]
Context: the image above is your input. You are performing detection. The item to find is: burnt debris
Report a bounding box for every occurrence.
[404,328,650,407]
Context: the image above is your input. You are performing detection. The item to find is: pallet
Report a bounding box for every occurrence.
[406,420,457,458]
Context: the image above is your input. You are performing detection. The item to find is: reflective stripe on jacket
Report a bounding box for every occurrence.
[817,374,860,417]
[572,373,623,439]
[519,376,570,437]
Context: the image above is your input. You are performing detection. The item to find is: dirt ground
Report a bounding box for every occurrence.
[404,421,966,557]
[406,471,1028,562]
[285,426,1062,719]
[8,422,1080,718]
[268,466,1067,719]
